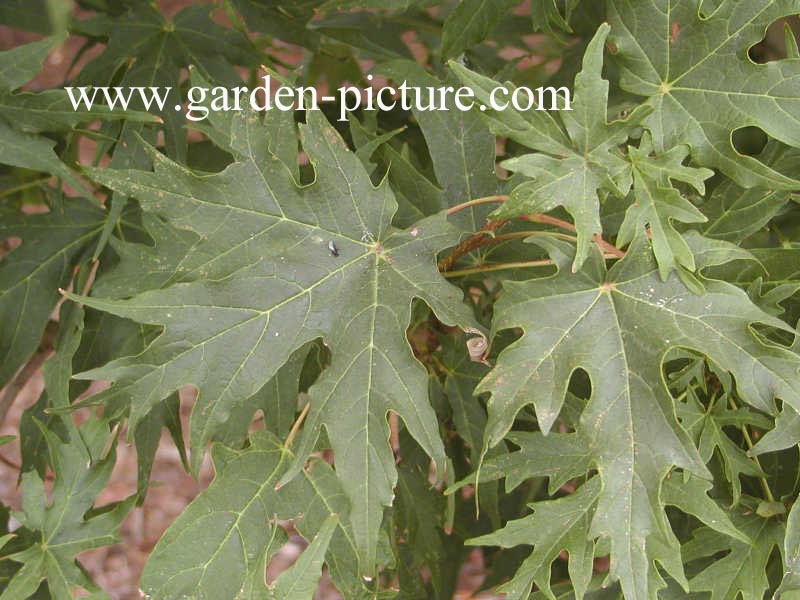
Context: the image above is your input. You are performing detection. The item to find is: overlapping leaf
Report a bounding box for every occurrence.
[441,0,520,59]
[618,133,712,278]
[378,60,499,231]
[1,1,799,598]
[607,0,800,188]
[476,234,800,597]
[0,37,96,194]
[0,418,131,600]
[70,109,477,574]
[75,3,260,162]
[684,512,784,599]
[0,35,151,139]
[0,302,132,600]
[0,200,104,389]
[141,431,361,599]
[451,25,651,271]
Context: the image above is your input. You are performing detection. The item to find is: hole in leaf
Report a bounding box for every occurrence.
[732,126,768,156]
[265,526,304,585]
[748,16,800,64]
[567,367,591,401]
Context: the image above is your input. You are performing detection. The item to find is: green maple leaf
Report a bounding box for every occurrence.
[530,0,583,36]
[394,460,460,598]
[685,512,784,600]
[377,60,499,232]
[618,132,712,278]
[0,421,130,600]
[476,234,800,597]
[676,386,769,505]
[141,431,360,600]
[0,0,70,35]
[440,0,520,59]
[0,35,152,141]
[607,0,800,189]
[0,300,132,600]
[0,36,130,195]
[701,143,800,243]
[468,477,601,600]
[75,3,259,162]
[231,0,323,46]
[448,430,593,496]
[317,0,429,12]
[0,305,133,600]
[457,432,746,599]
[0,200,104,389]
[69,109,477,575]
[777,499,800,596]
[451,24,651,271]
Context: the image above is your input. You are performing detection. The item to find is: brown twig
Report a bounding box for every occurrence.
[445,195,508,216]
[438,219,508,272]
[0,321,58,427]
[522,214,626,258]
[443,196,626,272]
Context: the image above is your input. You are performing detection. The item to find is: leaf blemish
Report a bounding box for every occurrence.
[670,22,679,45]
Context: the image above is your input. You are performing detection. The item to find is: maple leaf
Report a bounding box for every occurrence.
[675,386,769,505]
[0,301,132,600]
[701,143,800,243]
[618,132,713,278]
[74,3,260,163]
[468,477,601,600]
[0,421,131,600]
[140,431,362,599]
[440,0,520,59]
[476,234,800,597]
[0,34,152,143]
[451,24,651,271]
[607,0,800,188]
[530,0,583,36]
[68,109,477,574]
[0,200,104,389]
[685,512,784,600]
[457,431,746,599]
[0,36,146,195]
[378,59,499,232]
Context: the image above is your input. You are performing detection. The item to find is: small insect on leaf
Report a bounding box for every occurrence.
[328,240,339,257]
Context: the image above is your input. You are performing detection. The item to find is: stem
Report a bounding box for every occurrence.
[446,195,626,262]
[442,259,554,278]
[522,215,625,257]
[438,219,508,272]
[0,177,51,199]
[440,229,576,272]
[0,321,58,427]
[470,230,578,249]
[594,234,626,258]
[284,401,310,449]
[727,395,775,503]
[446,195,508,216]
[521,213,576,232]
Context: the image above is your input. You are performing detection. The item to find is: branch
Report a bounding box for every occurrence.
[442,260,555,278]
[446,195,508,216]
[0,321,58,427]
[443,196,627,270]
[438,219,508,272]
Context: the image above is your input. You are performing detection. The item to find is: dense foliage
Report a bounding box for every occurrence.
[1,1,800,598]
